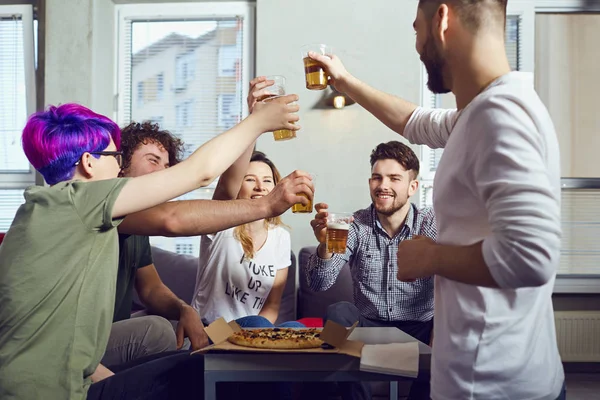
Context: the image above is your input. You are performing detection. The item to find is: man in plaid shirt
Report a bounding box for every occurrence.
[306,141,436,399]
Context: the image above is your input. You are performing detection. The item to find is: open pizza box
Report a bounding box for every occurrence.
[192,317,364,358]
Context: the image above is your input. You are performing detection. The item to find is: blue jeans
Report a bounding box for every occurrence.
[555,381,566,400]
[87,350,204,400]
[235,315,305,328]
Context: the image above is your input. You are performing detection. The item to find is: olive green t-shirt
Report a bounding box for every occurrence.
[0,178,129,400]
[113,234,153,322]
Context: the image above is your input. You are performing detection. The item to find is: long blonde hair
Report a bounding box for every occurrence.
[234,151,285,259]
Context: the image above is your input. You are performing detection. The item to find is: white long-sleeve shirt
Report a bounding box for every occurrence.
[405,72,564,400]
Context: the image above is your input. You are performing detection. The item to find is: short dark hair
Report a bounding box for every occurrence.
[120,121,185,171]
[418,0,507,32]
[370,141,420,180]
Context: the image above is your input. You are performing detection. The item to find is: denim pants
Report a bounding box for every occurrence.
[235,315,305,328]
[87,350,204,400]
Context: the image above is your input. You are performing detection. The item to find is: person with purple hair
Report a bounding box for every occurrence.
[0,96,299,399]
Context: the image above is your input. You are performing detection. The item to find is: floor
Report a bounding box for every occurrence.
[565,373,600,400]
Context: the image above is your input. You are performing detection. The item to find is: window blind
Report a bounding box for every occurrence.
[0,6,35,233]
[116,5,251,255]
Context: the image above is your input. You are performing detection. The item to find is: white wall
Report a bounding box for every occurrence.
[44,0,425,256]
[255,0,423,256]
[45,0,114,115]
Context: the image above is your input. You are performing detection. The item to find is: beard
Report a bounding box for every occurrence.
[421,34,451,94]
[371,190,407,216]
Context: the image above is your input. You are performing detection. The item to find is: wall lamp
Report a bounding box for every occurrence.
[313,84,356,109]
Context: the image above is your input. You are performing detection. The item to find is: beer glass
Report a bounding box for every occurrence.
[262,95,297,141]
[301,44,332,90]
[256,75,286,102]
[326,212,352,254]
[292,173,315,214]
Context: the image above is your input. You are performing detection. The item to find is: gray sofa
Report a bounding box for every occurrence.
[142,245,413,399]
[136,246,298,325]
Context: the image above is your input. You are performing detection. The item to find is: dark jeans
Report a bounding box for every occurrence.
[87,350,204,400]
[236,315,306,328]
[556,381,566,400]
[326,301,433,400]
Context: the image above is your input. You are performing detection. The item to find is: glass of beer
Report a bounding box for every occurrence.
[292,173,315,214]
[262,95,297,141]
[256,75,286,102]
[301,44,332,90]
[326,212,352,254]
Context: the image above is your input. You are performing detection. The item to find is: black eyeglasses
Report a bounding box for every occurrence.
[74,151,124,168]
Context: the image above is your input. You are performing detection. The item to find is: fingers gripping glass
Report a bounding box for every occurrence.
[74,151,124,168]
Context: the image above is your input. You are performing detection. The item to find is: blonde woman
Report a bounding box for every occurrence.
[191,151,306,328]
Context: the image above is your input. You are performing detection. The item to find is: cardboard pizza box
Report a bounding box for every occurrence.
[192,317,363,357]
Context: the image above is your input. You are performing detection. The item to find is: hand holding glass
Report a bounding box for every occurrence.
[292,173,315,213]
[262,95,297,141]
[301,44,332,90]
[256,75,286,102]
[326,212,352,254]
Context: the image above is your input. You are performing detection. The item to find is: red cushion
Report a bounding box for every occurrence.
[297,317,323,328]
[0,233,5,246]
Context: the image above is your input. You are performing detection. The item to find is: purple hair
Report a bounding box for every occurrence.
[22,103,121,185]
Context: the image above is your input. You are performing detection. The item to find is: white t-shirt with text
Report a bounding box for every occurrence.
[405,72,564,400]
[191,226,291,324]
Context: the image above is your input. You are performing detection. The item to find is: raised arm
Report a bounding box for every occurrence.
[211,142,255,201]
[311,52,458,147]
[118,170,314,236]
[212,76,274,201]
[112,95,299,218]
[310,52,419,136]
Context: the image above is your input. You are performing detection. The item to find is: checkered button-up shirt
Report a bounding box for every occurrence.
[306,204,437,322]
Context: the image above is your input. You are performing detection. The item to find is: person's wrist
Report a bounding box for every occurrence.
[244,112,269,135]
[253,194,275,219]
[178,302,194,318]
[317,242,333,260]
[428,244,442,276]
[336,71,354,93]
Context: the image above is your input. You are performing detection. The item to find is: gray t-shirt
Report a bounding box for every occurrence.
[0,178,129,399]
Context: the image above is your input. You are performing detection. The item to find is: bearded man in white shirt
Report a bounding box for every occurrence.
[307,1,565,399]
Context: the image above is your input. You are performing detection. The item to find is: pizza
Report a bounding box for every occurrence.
[227,327,324,349]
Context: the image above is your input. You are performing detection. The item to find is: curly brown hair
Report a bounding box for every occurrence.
[120,121,185,172]
[370,141,420,180]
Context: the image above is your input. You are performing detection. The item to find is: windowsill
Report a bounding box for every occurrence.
[554,275,600,294]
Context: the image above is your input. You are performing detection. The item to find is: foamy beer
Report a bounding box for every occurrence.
[301,44,332,90]
[326,212,352,254]
[262,95,297,141]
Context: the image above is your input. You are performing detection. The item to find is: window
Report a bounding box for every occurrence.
[534,1,600,284]
[136,81,144,105]
[116,2,253,255]
[218,44,238,77]
[0,5,36,232]
[149,116,164,127]
[218,94,238,128]
[175,100,193,129]
[175,243,195,256]
[157,73,164,100]
[418,2,534,207]
[175,52,195,90]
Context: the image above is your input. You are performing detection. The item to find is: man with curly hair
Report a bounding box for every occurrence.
[100,121,194,369]
[104,113,314,367]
